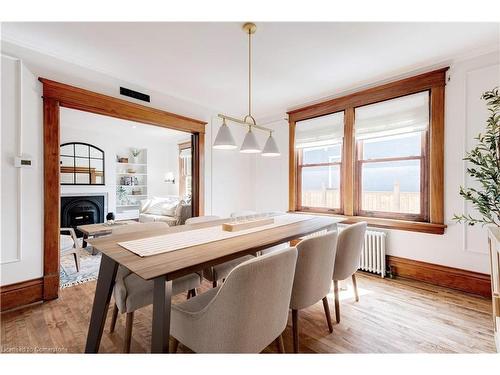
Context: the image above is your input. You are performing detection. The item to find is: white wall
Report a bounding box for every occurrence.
[60,108,188,214]
[254,51,500,275]
[1,55,43,285]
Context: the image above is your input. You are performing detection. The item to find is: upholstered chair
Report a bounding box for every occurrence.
[332,222,367,323]
[289,231,338,353]
[170,247,298,353]
[185,215,254,287]
[60,227,82,272]
[108,222,202,353]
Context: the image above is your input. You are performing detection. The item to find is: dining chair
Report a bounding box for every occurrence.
[289,231,338,353]
[108,222,202,353]
[332,222,367,323]
[185,215,254,287]
[60,227,82,272]
[170,247,298,353]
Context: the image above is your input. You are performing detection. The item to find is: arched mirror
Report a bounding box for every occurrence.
[60,142,105,185]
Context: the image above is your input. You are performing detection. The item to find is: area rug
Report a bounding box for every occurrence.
[60,249,101,288]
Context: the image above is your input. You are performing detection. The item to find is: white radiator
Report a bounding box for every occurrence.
[338,225,387,278]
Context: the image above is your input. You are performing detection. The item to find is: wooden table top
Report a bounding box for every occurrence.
[88,215,341,281]
[77,220,139,236]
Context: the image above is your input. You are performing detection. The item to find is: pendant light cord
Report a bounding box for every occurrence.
[248,29,252,119]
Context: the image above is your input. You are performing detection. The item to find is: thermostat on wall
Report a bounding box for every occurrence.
[14,155,33,168]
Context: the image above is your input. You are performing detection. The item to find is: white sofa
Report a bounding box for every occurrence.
[138,196,192,226]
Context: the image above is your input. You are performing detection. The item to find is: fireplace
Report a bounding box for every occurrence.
[61,195,105,236]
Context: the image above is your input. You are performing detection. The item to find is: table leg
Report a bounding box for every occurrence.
[84,254,118,353]
[151,276,172,353]
[82,233,89,249]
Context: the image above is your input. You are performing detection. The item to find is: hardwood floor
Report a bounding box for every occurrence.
[0,272,495,353]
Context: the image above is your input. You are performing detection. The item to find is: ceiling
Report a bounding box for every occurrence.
[2,22,499,118]
[61,107,190,142]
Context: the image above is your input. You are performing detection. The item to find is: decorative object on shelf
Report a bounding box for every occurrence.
[164,172,176,184]
[117,156,129,163]
[453,88,500,228]
[117,186,127,204]
[127,168,136,173]
[131,148,142,163]
[132,188,142,195]
[213,22,280,157]
[106,212,115,225]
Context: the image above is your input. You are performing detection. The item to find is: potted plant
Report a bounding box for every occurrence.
[453,88,500,228]
[130,148,141,164]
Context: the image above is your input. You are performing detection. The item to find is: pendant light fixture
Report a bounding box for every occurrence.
[213,118,237,149]
[213,22,280,157]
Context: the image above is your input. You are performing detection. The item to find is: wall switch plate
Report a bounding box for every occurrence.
[14,155,33,168]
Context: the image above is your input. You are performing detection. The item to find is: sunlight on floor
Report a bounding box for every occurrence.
[327,283,372,301]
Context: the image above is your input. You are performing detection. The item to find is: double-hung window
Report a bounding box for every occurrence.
[288,69,447,234]
[295,111,344,213]
[355,92,429,221]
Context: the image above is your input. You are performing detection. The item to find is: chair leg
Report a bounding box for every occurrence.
[292,309,299,353]
[123,312,134,353]
[186,289,197,299]
[109,303,119,333]
[171,337,179,353]
[352,274,359,302]
[333,280,340,324]
[322,297,334,333]
[275,334,285,353]
[212,280,218,288]
[191,288,197,297]
[73,252,80,272]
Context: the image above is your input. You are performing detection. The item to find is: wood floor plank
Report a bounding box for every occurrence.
[0,272,496,353]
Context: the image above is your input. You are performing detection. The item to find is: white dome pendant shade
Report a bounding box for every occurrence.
[240,127,261,153]
[262,133,280,157]
[213,120,237,150]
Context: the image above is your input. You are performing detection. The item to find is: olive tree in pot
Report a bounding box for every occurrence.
[453,88,500,227]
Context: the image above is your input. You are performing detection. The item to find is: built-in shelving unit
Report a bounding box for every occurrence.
[116,148,148,220]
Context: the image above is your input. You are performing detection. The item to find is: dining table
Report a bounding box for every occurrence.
[84,213,342,353]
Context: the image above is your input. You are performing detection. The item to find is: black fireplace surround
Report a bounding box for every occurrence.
[61,195,105,236]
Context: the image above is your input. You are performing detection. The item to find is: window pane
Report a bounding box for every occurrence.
[75,144,89,157]
[361,160,420,214]
[301,165,340,209]
[362,132,422,160]
[302,144,342,164]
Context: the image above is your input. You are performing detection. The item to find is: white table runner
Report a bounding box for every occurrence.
[118,214,315,257]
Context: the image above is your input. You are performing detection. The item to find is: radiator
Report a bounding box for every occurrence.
[338,225,387,278]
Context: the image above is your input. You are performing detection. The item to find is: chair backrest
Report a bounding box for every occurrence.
[333,222,367,281]
[290,231,338,310]
[192,247,298,353]
[185,215,220,225]
[230,210,257,218]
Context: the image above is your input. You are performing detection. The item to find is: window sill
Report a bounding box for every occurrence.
[289,211,446,235]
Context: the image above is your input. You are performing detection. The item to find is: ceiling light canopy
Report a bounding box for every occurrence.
[213,22,280,156]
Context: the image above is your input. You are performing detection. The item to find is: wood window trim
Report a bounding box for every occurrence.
[40,78,207,305]
[288,68,447,235]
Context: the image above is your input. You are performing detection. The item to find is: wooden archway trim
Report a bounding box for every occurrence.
[40,78,207,302]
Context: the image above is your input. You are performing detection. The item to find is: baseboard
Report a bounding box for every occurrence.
[0,278,44,312]
[387,255,491,298]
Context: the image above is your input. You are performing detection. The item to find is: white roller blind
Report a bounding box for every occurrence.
[355,91,429,140]
[295,111,344,148]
